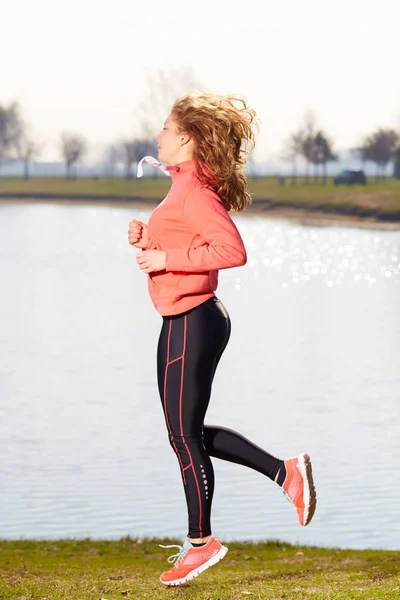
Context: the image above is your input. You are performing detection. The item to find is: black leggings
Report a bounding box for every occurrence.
[157,296,284,538]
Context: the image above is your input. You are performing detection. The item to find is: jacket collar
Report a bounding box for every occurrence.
[166,159,197,178]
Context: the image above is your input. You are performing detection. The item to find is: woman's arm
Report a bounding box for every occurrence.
[165,187,247,272]
[128,219,162,251]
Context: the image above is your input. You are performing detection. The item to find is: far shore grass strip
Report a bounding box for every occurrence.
[1,176,400,221]
[0,538,400,599]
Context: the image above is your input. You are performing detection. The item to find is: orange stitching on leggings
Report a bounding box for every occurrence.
[164,319,186,485]
[167,356,183,366]
[180,314,203,537]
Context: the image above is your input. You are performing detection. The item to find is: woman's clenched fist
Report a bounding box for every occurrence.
[128,219,149,249]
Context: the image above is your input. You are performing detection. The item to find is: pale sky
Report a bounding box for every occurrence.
[3,0,400,165]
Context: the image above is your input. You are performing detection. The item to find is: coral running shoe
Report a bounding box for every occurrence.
[159,536,228,586]
[282,453,317,526]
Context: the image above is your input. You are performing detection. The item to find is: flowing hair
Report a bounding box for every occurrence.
[171,91,259,212]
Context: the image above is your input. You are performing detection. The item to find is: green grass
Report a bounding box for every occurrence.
[1,538,399,599]
[248,177,400,221]
[0,176,169,199]
[1,176,400,221]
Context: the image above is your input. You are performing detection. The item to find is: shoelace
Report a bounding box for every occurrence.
[136,156,171,178]
[159,543,190,565]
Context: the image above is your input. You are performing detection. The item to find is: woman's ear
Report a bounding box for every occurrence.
[180,132,192,146]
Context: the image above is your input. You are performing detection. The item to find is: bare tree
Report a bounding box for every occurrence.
[282,131,303,184]
[60,133,88,179]
[310,131,337,185]
[351,144,373,171]
[119,138,158,179]
[136,67,201,138]
[299,111,318,184]
[101,144,121,178]
[16,126,43,180]
[246,150,257,178]
[120,140,138,180]
[355,129,399,181]
[365,128,399,180]
[291,113,336,185]
[0,101,24,175]
[394,146,400,179]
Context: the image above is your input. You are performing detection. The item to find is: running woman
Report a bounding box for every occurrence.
[127,92,317,587]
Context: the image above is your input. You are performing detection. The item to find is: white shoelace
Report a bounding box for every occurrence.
[136,156,171,178]
[159,542,190,564]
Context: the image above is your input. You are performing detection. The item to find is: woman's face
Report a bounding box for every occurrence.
[155,114,183,165]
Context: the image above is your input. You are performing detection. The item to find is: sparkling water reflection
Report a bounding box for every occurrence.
[0,201,399,549]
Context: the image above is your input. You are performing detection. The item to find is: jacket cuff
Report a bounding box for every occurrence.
[145,239,152,250]
[165,248,183,272]
[145,236,158,251]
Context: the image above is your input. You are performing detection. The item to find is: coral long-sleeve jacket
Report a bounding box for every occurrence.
[143,159,247,316]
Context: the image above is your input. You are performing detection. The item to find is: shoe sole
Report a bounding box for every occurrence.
[298,453,317,526]
[159,545,228,586]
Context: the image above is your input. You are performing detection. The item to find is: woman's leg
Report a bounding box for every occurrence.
[203,307,286,485]
[199,301,316,528]
[203,425,286,484]
[157,296,315,538]
[157,297,230,540]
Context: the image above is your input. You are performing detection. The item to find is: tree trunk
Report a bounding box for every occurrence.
[125,163,133,180]
[323,162,327,185]
[24,158,29,180]
[313,163,318,185]
[305,162,310,184]
[291,159,297,185]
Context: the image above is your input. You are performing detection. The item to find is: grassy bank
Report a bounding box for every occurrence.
[1,176,400,222]
[0,538,399,599]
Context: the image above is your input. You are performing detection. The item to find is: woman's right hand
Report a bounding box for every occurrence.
[128,219,149,249]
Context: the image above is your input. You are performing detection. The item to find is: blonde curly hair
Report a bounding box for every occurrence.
[171,91,259,212]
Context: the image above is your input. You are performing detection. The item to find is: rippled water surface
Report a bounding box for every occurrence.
[1,201,399,549]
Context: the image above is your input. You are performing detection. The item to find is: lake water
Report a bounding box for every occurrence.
[0,201,399,550]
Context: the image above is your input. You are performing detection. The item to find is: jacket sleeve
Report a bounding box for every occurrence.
[145,237,162,251]
[165,187,247,272]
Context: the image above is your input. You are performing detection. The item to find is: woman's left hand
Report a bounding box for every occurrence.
[136,250,167,274]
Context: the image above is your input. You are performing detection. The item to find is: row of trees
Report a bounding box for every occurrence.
[1,68,400,181]
[284,112,400,184]
[58,135,161,180]
[0,102,158,180]
[353,130,400,179]
[0,103,41,179]
[284,113,336,185]
[0,69,199,180]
